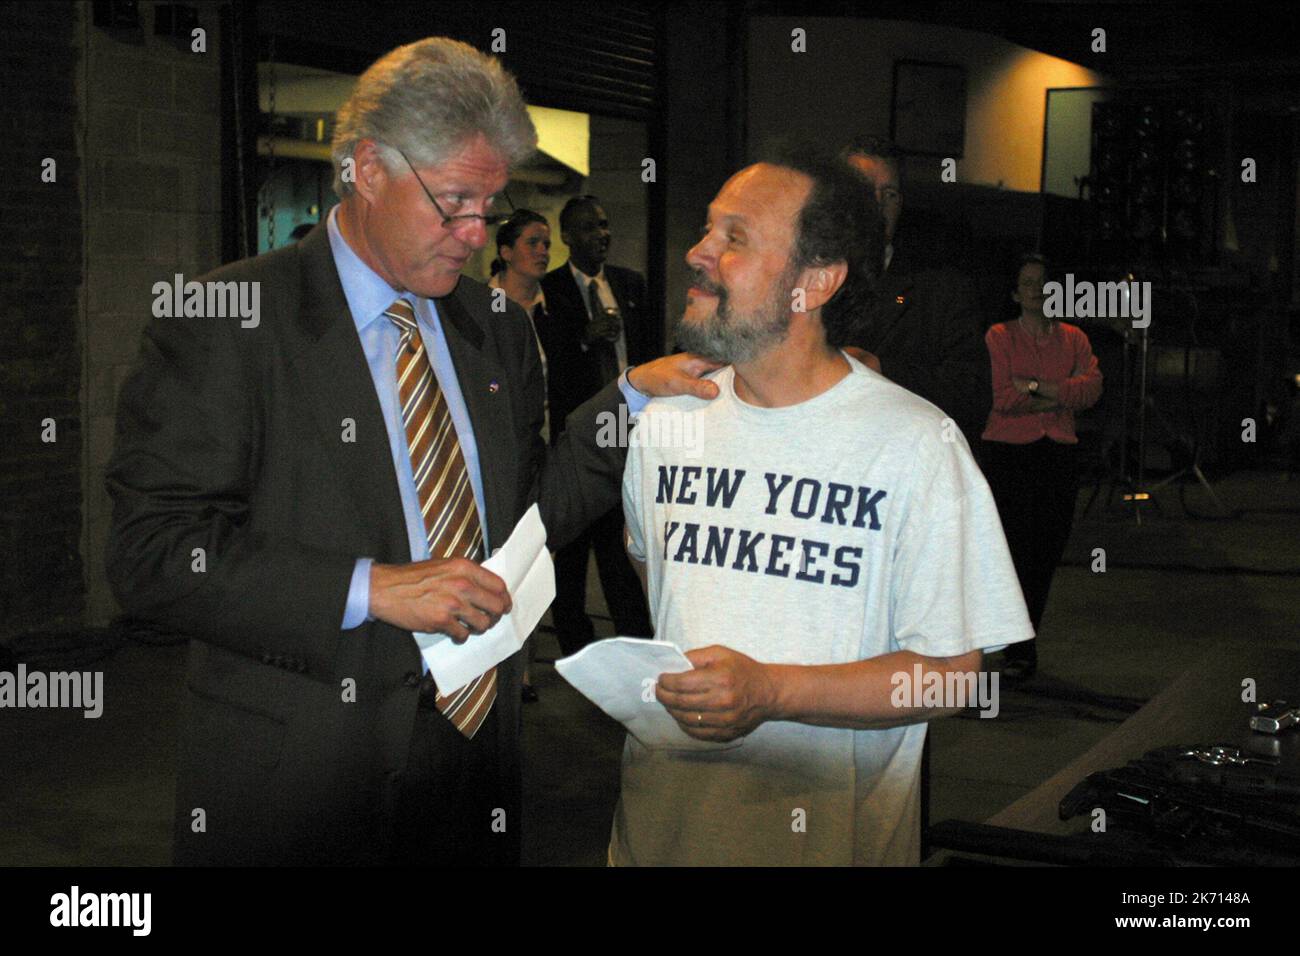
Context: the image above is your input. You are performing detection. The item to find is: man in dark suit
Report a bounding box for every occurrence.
[539,196,661,653]
[105,37,714,866]
[844,139,991,447]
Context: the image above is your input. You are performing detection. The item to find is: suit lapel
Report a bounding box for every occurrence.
[606,267,629,312]
[605,266,650,361]
[865,271,916,354]
[434,285,515,552]
[289,228,411,562]
[552,266,585,329]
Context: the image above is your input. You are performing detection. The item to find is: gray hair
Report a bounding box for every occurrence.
[331,37,537,198]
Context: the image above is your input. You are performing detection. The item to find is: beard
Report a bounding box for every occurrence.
[675,264,797,365]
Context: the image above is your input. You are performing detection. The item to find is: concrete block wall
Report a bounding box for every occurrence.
[1,2,85,639]
[0,0,228,637]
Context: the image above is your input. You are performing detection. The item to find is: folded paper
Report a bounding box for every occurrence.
[556,637,742,752]
[418,503,554,693]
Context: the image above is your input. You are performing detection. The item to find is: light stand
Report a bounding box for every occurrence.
[1145,289,1230,515]
[1101,274,1156,524]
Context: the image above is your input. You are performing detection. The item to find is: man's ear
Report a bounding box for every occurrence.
[351,139,393,205]
[796,261,849,313]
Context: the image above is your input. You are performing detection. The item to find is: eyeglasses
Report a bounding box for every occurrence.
[395,148,515,228]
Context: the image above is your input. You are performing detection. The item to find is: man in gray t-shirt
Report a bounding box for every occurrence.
[612,147,1032,866]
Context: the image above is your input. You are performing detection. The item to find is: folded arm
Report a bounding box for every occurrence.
[988,328,1035,415]
[1053,334,1103,410]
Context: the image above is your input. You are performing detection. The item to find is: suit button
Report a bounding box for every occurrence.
[260,652,273,665]
[403,671,420,688]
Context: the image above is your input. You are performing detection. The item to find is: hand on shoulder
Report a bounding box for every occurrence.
[628,353,725,400]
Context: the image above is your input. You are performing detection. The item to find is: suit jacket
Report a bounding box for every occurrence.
[853,264,992,445]
[104,224,627,865]
[538,262,662,442]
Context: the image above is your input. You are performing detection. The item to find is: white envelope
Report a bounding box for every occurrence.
[556,637,742,752]
[418,504,554,693]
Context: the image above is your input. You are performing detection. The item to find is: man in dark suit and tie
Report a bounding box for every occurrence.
[843,138,991,448]
[539,196,661,654]
[105,37,715,866]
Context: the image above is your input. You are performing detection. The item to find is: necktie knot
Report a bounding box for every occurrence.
[383,299,418,342]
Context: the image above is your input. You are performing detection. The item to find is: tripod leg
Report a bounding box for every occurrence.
[1191,464,1230,515]
[1084,478,1103,516]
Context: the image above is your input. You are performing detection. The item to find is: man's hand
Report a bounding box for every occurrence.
[1012,376,1060,401]
[584,312,623,346]
[842,345,883,375]
[656,645,779,741]
[627,353,724,400]
[368,558,511,642]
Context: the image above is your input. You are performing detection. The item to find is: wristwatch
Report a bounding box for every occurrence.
[1027,378,1040,394]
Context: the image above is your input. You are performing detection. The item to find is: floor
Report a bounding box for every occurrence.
[2,470,1298,866]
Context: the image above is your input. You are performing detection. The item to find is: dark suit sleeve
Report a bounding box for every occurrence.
[616,267,662,364]
[630,269,662,362]
[503,301,628,552]
[878,273,991,435]
[538,270,601,443]
[105,308,353,669]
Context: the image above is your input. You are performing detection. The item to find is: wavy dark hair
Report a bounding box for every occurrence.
[490,208,548,276]
[761,143,885,348]
[1016,251,1049,278]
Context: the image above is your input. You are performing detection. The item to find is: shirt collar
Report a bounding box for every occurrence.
[1016,315,1057,341]
[327,204,413,331]
[569,260,604,289]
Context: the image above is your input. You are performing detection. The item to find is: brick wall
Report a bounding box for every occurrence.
[0,1,225,640]
[1,2,85,640]
[81,0,224,627]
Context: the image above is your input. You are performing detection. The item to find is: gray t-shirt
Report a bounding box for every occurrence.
[611,356,1033,865]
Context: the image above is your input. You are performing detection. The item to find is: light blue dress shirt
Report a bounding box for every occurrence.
[328,206,649,632]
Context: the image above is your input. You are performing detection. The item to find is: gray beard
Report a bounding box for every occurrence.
[675,281,793,366]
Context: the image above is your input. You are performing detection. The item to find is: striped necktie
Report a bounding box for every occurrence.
[586,279,620,385]
[384,299,496,738]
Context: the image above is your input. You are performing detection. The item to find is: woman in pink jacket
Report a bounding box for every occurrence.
[982,254,1103,681]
